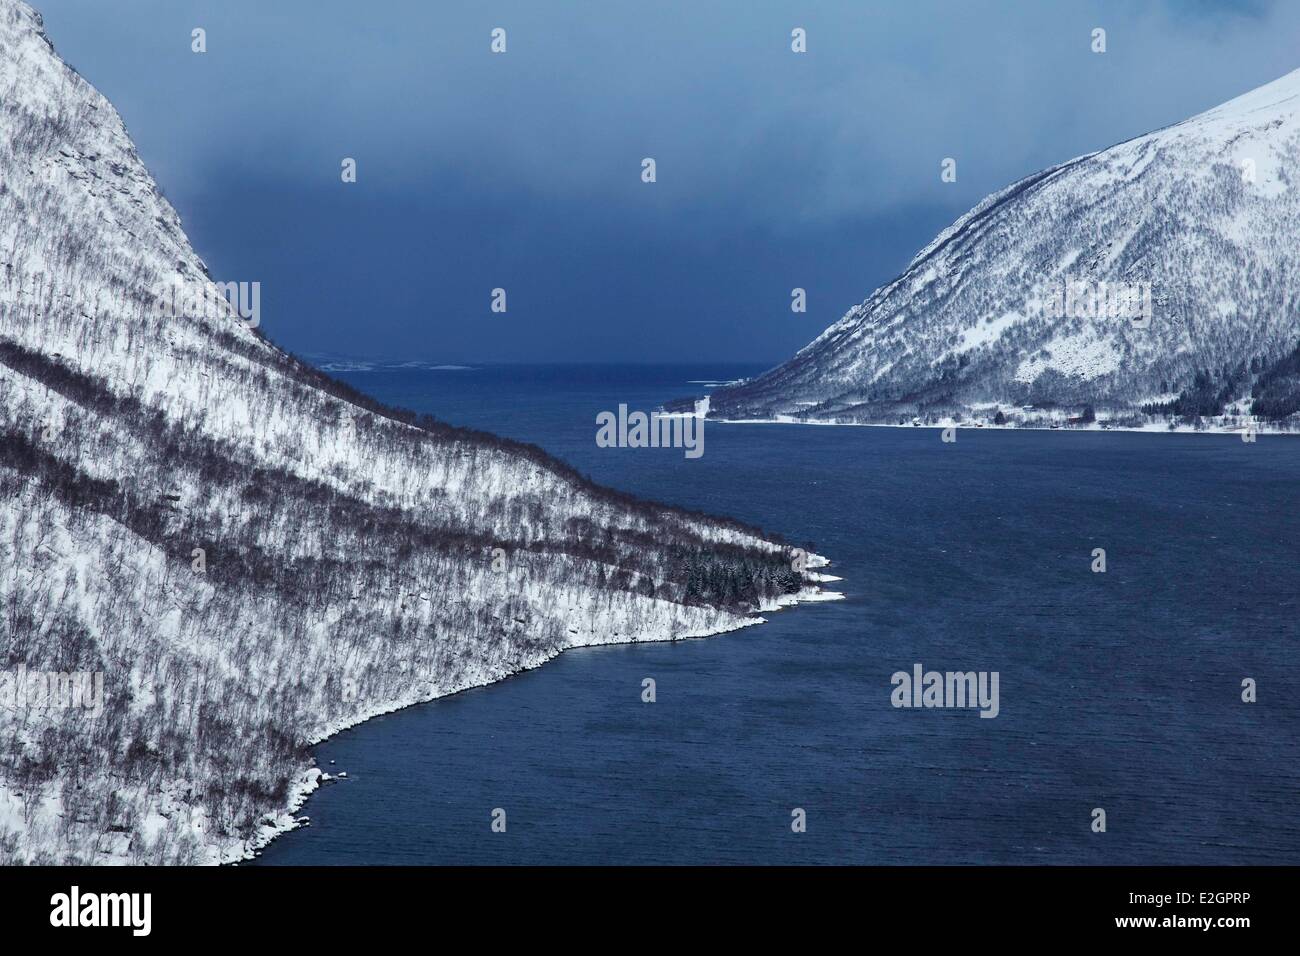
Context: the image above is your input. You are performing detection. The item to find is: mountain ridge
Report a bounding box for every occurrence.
[0,0,835,864]
[699,66,1300,431]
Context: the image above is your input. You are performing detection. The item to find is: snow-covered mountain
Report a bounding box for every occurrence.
[702,68,1300,429]
[0,0,836,864]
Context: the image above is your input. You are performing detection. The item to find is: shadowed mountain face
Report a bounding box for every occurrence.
[704,68,1300,426]
[0,0,830,864]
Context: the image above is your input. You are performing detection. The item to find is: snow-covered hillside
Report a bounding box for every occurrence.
[703,67,1300,430]
[0,0,836,864]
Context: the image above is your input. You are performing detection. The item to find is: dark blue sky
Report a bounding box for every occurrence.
[34,0,1300,363]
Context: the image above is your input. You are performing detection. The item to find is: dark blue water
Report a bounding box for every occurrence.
[256,364,1300,865]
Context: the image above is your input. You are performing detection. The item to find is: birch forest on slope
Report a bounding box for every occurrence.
[0,0,833,864]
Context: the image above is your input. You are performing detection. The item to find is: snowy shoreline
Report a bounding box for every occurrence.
[240,572,844,865]
[705,415,1297,436]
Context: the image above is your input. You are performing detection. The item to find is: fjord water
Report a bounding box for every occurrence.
[256,364,1299,865]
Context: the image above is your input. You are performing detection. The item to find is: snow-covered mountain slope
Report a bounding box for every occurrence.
[0,0,836,864]
[704,68,1300,429]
